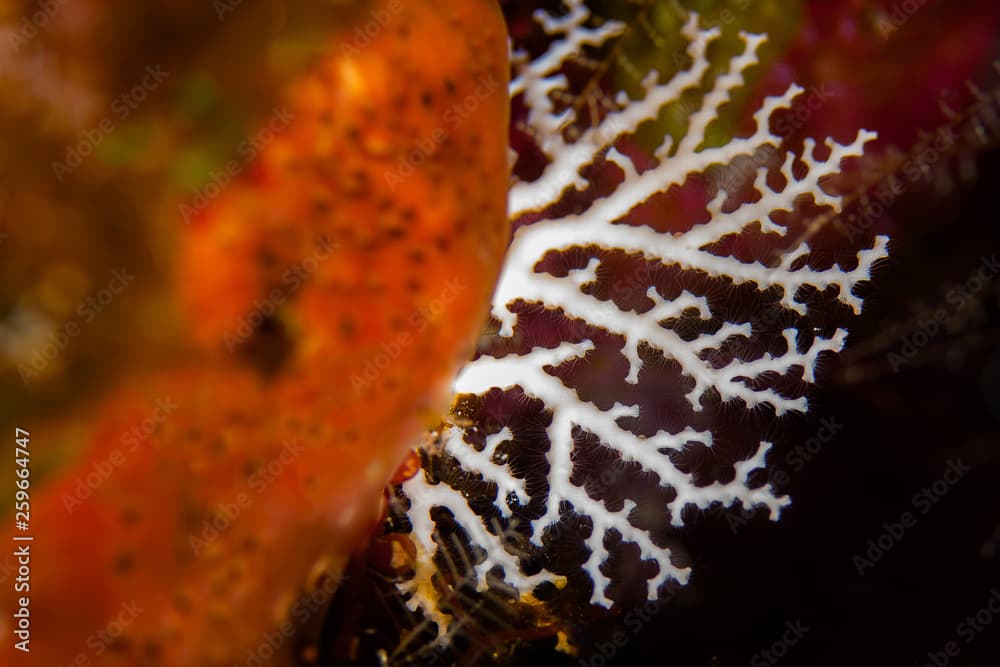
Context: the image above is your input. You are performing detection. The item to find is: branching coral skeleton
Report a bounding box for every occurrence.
[397,0,889,634]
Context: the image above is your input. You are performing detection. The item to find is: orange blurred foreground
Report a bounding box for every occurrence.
[3,0,510,664]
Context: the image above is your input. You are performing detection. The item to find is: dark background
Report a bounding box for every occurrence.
[552,143,1000,667]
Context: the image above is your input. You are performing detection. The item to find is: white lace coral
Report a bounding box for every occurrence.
[399,0,888,633]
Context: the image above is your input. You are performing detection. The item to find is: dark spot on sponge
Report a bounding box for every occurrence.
[235,313,294,378]
[312,198,332,217]
[113,551,136,575]
[121,505,141,526]
[142,641,163,663]
[340,317,357,339]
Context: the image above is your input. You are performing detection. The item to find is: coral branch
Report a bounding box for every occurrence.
[397,1,888,635]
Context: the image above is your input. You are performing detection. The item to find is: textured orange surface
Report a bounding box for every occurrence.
[3,0,509,664]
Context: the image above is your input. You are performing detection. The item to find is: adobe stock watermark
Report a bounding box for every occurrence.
[234,570,340,667]
[852,458,970,575]
[51,66,169,182]
[696,0,751,30]
[179,106,295,224]
[576,589,680,667]
[222,238,334,352]
[840,125,956,243]
[339,0,402,56]
[723,417,843,534]
[55,600,144,667]
[888,253,1000,372]
[213,0,245,21]
[702,84,833,194]
[61,397,178,514]
[750,619,810,667]
[875,0,931,39]
[390,515,556,666]
[188,438,304,557]
[5,0,68,53]
[917,588,1000,667]
[350,278,467,393]
[17,268,135,384]
[384,72,503,191]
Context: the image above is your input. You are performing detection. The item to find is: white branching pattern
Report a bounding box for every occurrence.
[398,0,888,634]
